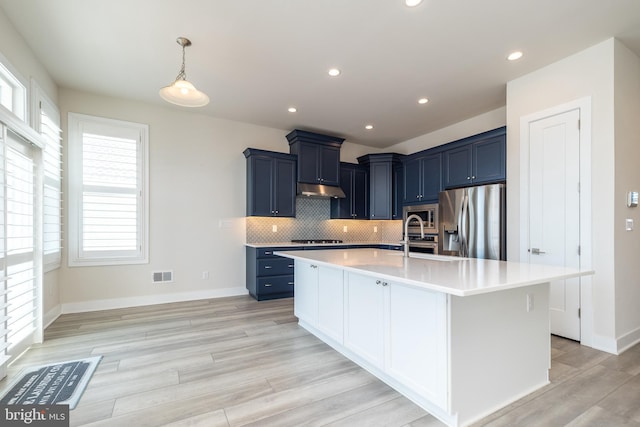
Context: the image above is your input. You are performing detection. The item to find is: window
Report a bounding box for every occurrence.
[0,127,40,374]
[0,59,27,121]
[35,90,62,271]
[68,113,149,266]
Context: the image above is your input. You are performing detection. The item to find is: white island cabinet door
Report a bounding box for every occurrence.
[294,261,319,326]
[344,272,385,369]
[387,282,449,409]
[317,266,344,344]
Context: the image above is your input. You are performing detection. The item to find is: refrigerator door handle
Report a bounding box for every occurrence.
[459,192,469,257]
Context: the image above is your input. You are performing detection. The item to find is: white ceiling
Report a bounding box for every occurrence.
[1,0,640,148]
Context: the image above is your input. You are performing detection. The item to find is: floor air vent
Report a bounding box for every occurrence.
[152,271,173,283]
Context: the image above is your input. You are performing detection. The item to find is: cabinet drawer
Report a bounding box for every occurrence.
[258,275,295,294]
[257,258,295,276]
[257,247,302,258]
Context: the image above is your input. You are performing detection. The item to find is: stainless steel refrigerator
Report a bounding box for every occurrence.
[438,183,506,260]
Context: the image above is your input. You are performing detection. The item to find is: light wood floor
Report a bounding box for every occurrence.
[3,296,640,426]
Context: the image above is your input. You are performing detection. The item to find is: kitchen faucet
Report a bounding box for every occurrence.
[404,214,425,257]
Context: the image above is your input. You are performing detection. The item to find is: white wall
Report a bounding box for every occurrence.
[0,8,57,102]
[385,107,506,154]
[57,89,284,310]
[613,41,640,349]
[506,38,640,352]
[57,89,380,311]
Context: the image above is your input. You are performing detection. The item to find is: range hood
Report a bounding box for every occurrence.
[297,182,346,198]
[287,129,346,199]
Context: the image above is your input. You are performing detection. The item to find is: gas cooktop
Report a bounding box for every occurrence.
[291,239,344,244]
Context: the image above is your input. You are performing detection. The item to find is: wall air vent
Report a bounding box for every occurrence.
[152,271,174,283]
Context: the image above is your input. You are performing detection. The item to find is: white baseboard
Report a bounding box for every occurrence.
[617,327,640,354]
[43,305,62,328]
[61,286,248,314]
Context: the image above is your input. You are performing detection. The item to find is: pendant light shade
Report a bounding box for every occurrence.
[159,37,210,107]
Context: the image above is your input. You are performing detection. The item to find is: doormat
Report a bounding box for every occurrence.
[0,356,102,409]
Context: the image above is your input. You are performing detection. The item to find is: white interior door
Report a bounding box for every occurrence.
[527,109,581,340]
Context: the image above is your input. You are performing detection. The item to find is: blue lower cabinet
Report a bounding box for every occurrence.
[247,244,404,300]
[247,246,300,301]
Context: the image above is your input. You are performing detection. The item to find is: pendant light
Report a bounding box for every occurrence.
[159,37,210,107]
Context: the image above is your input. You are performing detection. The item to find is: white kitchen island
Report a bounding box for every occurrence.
[274,248,592,427]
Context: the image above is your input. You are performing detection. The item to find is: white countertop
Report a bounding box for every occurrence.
[275,248,593,297]
[245,241,403,248]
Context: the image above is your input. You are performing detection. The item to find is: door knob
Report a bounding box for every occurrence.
[529,248,546,255]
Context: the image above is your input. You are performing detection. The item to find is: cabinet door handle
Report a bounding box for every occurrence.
[288,282,294,285]
[264,251,272,255]
[376,280,382,285]
[288,264,294,268]
[311,265,318,269]
[264,283,272,287]
[467,176,471,180]
[382,282,388,286]
[264,266,273,269]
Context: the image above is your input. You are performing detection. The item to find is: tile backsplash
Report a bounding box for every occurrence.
[246,197,402,243]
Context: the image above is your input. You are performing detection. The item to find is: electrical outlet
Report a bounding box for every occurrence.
[526,294,534,312]
[272,224,278,232]
[343,225,348,233]
[374,226,378,233]
[202,271,209,280]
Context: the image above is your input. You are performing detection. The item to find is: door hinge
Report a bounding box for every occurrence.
[578,245,581,256]
[577,182,580,193]
[578,308,581,319]
[578,119,581,130]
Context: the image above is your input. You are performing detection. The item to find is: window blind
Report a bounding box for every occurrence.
[0,127,7,374]
[40,101,62,270]
[81,133,138,253]
[5,134,36,361]
[68,113,148,266]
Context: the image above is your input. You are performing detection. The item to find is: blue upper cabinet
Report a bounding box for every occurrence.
[403,153,442,204]
[442,129,506,189]
[331,163,368,219]
[358,153,404,220]
[287,129,344,187]
[244,149,296,217]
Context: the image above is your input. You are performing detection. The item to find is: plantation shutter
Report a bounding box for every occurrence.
[81,133,139,255]
[40,100,62,270]
[0,125,7,379]
[68,113,148,266]
[2,130,38,376]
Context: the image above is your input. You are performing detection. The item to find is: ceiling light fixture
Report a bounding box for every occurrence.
[159,37,210,107]
[328,68,341,77]
[418,97,429,104]
[288,107,297,113]
[405,0,423,6]
[507,51,524,61]
[365,124,374,130]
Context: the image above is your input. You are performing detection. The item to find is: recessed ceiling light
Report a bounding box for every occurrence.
[418,98,429,105]
[288,107,297,113]
[328,68,341,77]
[405,0,423,6]
[365,125,374,130]
[507,51,523,61]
